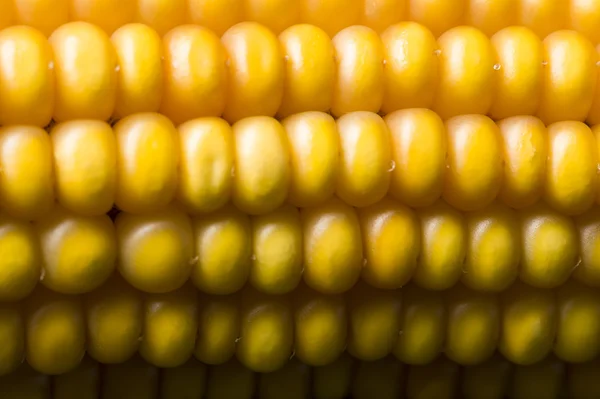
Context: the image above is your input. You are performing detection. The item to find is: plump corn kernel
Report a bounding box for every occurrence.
[443,114,503,212]
[249,205,303,294]
[335,112,391,207]
[381,22,438,113]
[221,22,284,123]
[444,285,499,365]
[519,202,579,288]
[358,198,420,289]
[392,284,445,365]
[0,26,54,127]
[0,216,40,302]
[0,126,54,221]
[496,116,547,209]
[301,197,363,294]
[116,207,194,294]
[195,292,240,365]
[278,25,335,117]
[385,108,445,208]
[461,202,520,292]
[50,120,116,216]
[554,280,600,363]
[49,22,117,122]
[499,281,556,365]
[35,206,116,295]
[161,25,227,125]
[489,27,543,120]
[347,283,402,361]
[111,23,163,118]
[25,288,85,375]
[231,116,290,215]
[140,284,198,368]
[538,31,598,125]
[282,112,339,208]
[85,274,142,364]
[293,283,347,367]
[114,113,179,214]
[236,288,293,373]
[331,26,384,117]
[176,117,234,214]
[191,205,251,295]
[544,121,598,216]
[434,26,496,120]
[413,200,466,290]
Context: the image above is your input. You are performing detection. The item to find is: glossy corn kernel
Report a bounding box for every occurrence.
[222,22,284,123]
[0,26,54,127]
[161,25,227,125]
[278,25,335,117]
[115,207,194,294]
[35,206,116,295]
[111,23,162,119]
[114,113,179,214]
[0,126,54,221]
[236,288,293,373]
[49,22,117,122]
[50,120,116,216]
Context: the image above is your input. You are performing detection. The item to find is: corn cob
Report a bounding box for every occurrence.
[1,0,600,396]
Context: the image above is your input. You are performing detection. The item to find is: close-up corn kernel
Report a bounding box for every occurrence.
[3,0,600,397]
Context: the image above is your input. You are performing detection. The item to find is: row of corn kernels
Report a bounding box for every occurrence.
[2,0,600,41]
[3,112,600,221]
[2,353,594,399]
[3,21,600,126]
[3,189,599,299]
[2,279,600,378]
